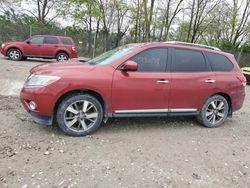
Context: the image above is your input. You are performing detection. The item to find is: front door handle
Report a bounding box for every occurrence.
[205,79,215,83]
[157,80,169,84]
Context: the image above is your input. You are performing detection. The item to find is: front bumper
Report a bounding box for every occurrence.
[31,113,53,126]
[20,86,58,126]
[0,47,7,56]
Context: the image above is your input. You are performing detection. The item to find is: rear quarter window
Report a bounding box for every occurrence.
[205,52,233,71]
[61,38,73,45]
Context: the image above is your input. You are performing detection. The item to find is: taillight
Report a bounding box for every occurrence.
[72,46,76,51]
[237,75,247,86]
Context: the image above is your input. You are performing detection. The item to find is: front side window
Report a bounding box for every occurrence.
[130,48,168,72]
[30,37,44,44]
[174,49,207,72]
[44,37,58,44]
[205,52,233,71]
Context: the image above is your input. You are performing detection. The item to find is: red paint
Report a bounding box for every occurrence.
[20,43,246,119]
[1,35,77,59]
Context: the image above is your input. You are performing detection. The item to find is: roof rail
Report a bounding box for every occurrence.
[164,41,221,51]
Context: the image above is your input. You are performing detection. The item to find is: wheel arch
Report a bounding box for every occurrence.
[211,92,232,116]
[53,89,108,121]
[55,50,70,58]
[7,46,24,56]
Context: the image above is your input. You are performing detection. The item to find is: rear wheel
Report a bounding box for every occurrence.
[56,52,69,61]
[197,95,229,128]
[8,48,22,61]
[56,94,103,136]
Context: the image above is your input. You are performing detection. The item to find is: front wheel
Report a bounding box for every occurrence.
[197,95,229,128]
[8,48,22,61]
[56,94,103,136]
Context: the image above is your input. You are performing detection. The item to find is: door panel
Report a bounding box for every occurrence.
[169,48,216,111]
[112,71,170,111]
[40,37,59,57]
[112,47,170,112]
[170,72,216,110]
[23,37,44,56]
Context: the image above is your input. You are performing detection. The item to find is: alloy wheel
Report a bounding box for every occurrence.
[64,100,98,132]
[9,50,20,60]
[205,100,226,125]
[57,54,68,61]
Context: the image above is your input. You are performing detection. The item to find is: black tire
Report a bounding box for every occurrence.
[56,52,69,61]
[7,48,22,61]
[197,95,229,128]
[56,94,103,136]
[22,57,27,60]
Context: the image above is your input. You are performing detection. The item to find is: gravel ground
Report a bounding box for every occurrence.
[0,55,250,188]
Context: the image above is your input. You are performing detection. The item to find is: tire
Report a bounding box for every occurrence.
[7,48,22,61]
[56,52,69,61]
[197,95,229,128]
[22,57,27,60]
[56,94,103,136]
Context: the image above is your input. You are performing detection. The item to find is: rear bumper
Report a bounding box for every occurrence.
[231,86,246,112]
[70,51,78,58]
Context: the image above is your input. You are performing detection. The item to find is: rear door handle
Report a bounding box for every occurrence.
[157,80,169,84]
[205,79,215,83]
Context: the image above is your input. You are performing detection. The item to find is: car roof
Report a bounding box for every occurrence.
[135,41,230,56]
[32,35,72,38]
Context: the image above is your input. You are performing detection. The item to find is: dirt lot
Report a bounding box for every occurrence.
[0,55,249,188]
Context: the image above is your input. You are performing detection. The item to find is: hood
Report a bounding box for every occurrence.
[30,61,96,75]
[5,41,26,45]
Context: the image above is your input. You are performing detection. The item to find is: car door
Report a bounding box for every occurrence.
[169,48,216,112]
[112,47,171,115]
[23,36,44,56]
[41,37,59,57]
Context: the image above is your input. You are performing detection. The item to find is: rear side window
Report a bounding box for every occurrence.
[44,37,58,44]
[61,38,73,45]
[130,48,168,72]
[205,52,233,71]
[174,49,207,72]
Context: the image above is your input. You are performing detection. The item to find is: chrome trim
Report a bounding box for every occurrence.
[164,41,221,51]
[170,108,197,112]
[156,80,169,84]
[115,108,197,113]
[115,109,169,113]
[205,79,215,83]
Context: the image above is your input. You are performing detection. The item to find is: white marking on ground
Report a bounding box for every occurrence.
[0,79,24,96]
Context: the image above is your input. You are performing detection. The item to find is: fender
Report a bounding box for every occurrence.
[5,44,24,56]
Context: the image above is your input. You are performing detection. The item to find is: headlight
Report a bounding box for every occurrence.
[24,74,61,88]
[1,43,5,48]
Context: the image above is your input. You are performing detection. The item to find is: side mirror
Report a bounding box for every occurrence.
[26,40,30,44]
[122,61,138,71]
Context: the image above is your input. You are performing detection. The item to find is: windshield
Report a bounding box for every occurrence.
[88,45,140,65]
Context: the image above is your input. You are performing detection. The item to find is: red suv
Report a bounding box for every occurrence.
[1,35,78,61]
[20,42,246,136]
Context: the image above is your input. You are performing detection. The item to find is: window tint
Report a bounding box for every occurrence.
[205,52,233,71]
[44,37,58,44]
[30,37,44,44]
[61,38,73,45]
[174,49,207,72]
[130,48,168,72]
